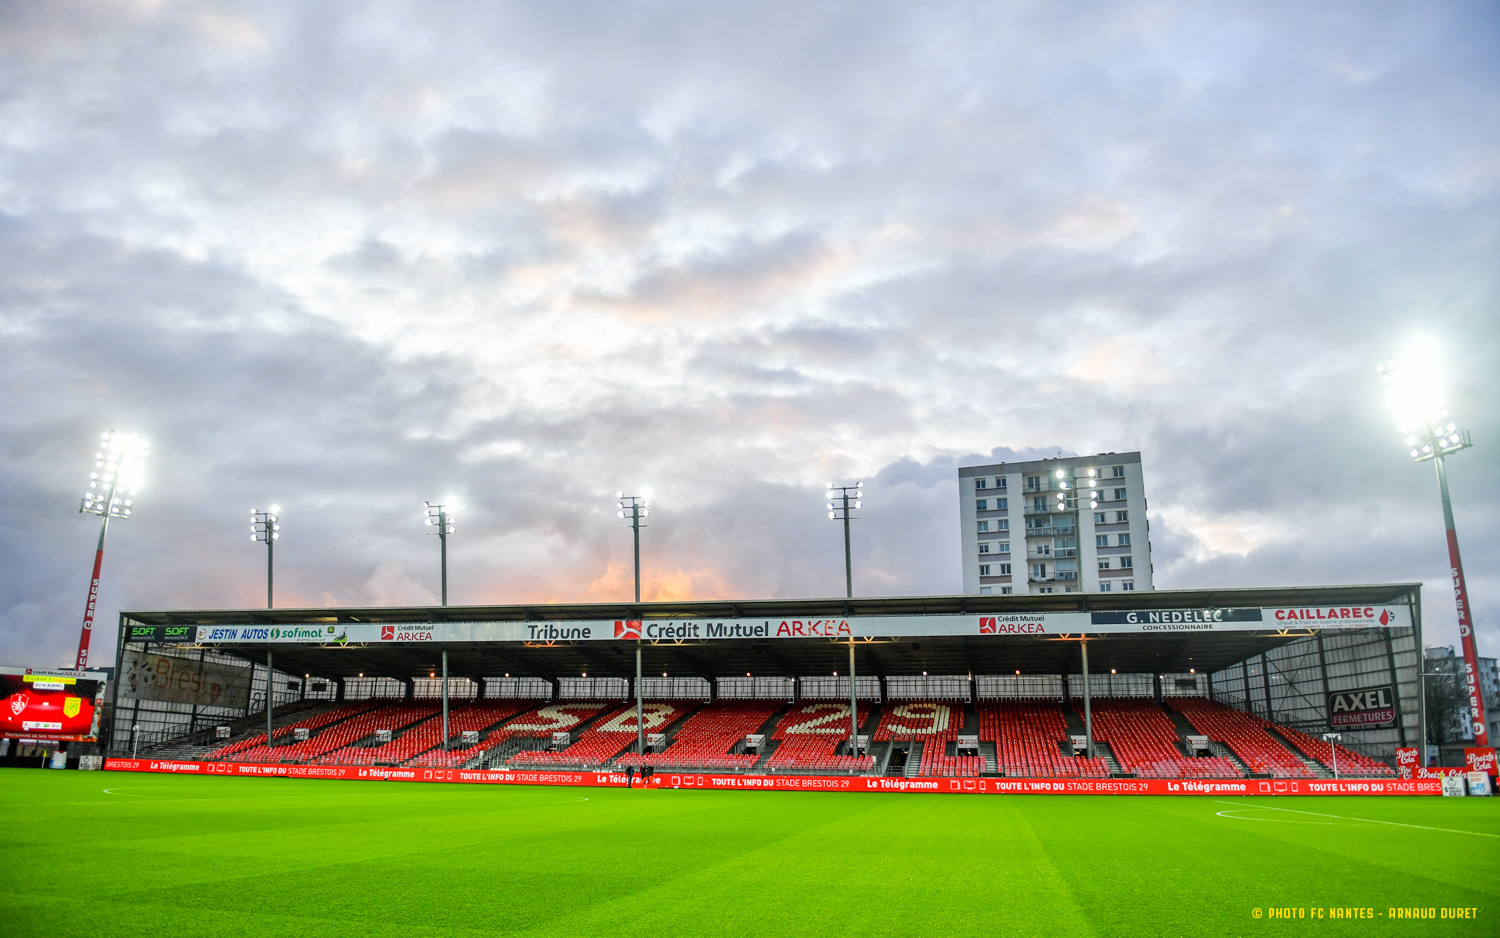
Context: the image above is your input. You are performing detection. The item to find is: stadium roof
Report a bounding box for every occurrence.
[120,583,1422,683]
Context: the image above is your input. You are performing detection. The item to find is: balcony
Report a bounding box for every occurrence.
[1053,548,1077,558]
[1025,524,1075,538]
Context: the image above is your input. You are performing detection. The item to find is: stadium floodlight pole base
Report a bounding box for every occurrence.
[266,651,274,750]
[1080,638,1095,759]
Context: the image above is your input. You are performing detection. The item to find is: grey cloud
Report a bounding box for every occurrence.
[2,1,1498,673]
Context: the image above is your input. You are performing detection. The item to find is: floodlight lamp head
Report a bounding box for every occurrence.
[828,511,836,520]
[1055,469,1064,478]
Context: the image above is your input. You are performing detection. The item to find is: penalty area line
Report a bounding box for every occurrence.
[1212,800,1499,838]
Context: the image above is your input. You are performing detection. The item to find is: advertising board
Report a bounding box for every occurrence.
[188,604,1415,645]
[103,759,1443,796]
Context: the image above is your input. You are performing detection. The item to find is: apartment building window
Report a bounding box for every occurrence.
[1038,587,1053,594]
[1122,581,1135,591]
[997,542,1010,554]
[1031,563,1047,579]
[1032,497,1047,512]
[1036,544,1051,556]
[1112,466,1124,478]
[996,477,1007,489]
[979,587,991,595]
[1096,535,1109,547]
[1099,581,1112,592]
[1119,533,1131,546]
[995,498,1008,510]
[979,564,991,576]
[1114,488,1126,500]
[996,519,1009,531]
[978,543,990,554]
[1025,476,1041,492]
[976,499,987,511]
[1120,556,1133,569]
[1098,559,1110,570]
[977,521,989,532]
[1094,512,1106,524]
[975,478,987,490]
[997,563,1011,575]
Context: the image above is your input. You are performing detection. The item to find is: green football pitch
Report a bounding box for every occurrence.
[1,769,1495,937]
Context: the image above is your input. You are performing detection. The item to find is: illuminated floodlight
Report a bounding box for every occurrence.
[1376,340,1487,758]
[74,430,149,670]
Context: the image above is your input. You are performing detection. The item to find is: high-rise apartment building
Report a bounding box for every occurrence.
[958,452,1154,595]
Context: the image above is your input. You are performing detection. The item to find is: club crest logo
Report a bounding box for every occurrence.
[614,620,642,640]
[63,697,81,719]
[9,694,27,717]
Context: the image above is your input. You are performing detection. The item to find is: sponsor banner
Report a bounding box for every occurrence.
[1414,766,1467,780]
[121,650,253,709]
[1327,685,1398,730]
[1464,747,1497,776]
[103,759,1441,796]
[1395,747,1420,778]
[1,667,107,680]
[192,605,1415,645]
[123,624,199,644]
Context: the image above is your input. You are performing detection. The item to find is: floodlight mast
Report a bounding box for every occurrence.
[827,481,865,754]
[424,501,456,606]
[618,493,650,768]
[251,507,281,608]
[1378,349,1488,753]
[75,431,148,670]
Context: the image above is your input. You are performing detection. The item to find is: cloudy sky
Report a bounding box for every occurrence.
[2,1,1496,672]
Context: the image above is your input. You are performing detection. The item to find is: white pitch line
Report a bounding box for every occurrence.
[1214,808,1327,824]
[1212,800,1500,838]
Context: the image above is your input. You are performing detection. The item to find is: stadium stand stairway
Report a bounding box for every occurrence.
[1163,706,1200,741]
[1277,741,1334,779]
[1209,741,1250,775]
[751,738,781,770]
[168,700,330,759]
[904,741,924,778]
[1093,742,1124,776]
[1062,706,1088,737]
[979,741,999,775]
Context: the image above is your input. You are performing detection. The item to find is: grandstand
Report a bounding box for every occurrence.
[107,584,1424,782]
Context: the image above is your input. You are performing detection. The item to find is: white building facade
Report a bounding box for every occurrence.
[959,452,1154,595]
